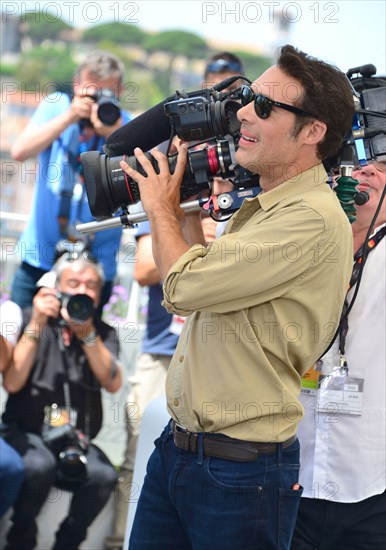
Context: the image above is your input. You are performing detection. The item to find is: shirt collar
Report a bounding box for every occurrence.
[255,163,328,211]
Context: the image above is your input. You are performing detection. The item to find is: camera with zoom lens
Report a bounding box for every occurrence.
[80,79,261,219]
[42,423,89,482]
[57,292,94,322]
[81,88,121,127]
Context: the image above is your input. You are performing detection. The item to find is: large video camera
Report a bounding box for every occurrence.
[80,75,261,220]
[338,63,386,168]
[77,66,385,232]
[328,64,386,221]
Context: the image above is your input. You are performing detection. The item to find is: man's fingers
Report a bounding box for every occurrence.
[174,143,188,180]
[120,160,141,182]
[150,148,169,171]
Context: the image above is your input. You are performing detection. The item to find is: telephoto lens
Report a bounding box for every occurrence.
[80,139,235,218]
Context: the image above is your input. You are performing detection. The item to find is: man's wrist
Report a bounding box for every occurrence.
[78,329,99,347]
[24,324,40,344]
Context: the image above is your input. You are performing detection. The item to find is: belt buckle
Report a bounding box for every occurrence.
[175,422,188,433]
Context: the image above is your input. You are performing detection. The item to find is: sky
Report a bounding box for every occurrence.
[4,0,386,75]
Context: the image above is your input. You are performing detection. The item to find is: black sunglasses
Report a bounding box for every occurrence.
[239,85,314,119]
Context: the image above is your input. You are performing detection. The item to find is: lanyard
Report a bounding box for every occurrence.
[339,225,386,356]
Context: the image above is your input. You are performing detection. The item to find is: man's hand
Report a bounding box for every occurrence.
[68,92,95,124]
[31,288,60,327]
[59,306,95,343]
[120,145,188,220]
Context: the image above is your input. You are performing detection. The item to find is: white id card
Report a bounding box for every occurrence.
[317,367,364,415]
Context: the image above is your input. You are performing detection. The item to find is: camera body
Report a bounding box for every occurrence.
[57,292,94,322]
[80,88,121,127]
[42,423,89,482]
[338,65,386,168]
[163,92,240,141]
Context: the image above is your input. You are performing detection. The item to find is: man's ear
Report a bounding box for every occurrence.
[303,120,327,147]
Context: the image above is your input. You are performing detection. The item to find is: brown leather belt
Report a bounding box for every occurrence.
[172,421,297,462]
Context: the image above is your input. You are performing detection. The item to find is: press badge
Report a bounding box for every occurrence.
[316,367,364,415]
[170,314,186,336]
[301,360,323,396]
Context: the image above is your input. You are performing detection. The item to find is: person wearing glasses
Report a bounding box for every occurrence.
[291,161,386,550]
[1,253,122,550]
[10,50,132,314]
[104,52,246,550]
[119,45,355,549]
[203,51,245,91]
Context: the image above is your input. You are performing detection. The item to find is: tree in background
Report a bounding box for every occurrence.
[233,50,272,81]
[20,11,72,44]
[143,30,208,58]
[16,44,76,95]
[82,22,147,46]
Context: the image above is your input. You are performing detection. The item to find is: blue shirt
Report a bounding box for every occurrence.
[135,221,178,356]
[19,93,132,280]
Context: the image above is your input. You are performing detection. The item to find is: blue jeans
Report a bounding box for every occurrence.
[129,422,303,550]
[0,437,24,517]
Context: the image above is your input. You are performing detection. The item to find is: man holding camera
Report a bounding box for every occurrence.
[2,254,122,550]
[10,50,132,312]
[120,45,355,548]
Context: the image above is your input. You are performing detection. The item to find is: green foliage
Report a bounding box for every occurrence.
[21,12,72,42]
[121,70,165,111]
[143,30,208,58]
[233,51,273,81]
[90,39,136,73]
[0,64,17,76]
[82,23,147,45]
[16,46,76,93]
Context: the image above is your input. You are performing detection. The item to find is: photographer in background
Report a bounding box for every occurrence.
[120,45,355,549]
[291,161,386,550]
[203,51,245,91]
[2,253,122,550]
[10,50,132,313]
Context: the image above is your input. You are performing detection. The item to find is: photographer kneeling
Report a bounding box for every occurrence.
[2,253,122,550]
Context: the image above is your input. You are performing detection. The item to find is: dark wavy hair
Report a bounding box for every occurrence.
[277,45,355,160]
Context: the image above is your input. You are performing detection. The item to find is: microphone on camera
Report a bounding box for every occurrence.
[354,190,370,205]
[346,64,377,78]
[104,98,175,157]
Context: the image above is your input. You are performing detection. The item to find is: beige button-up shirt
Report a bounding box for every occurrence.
[163,164,353,442]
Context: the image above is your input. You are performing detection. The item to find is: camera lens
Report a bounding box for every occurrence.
[97,100,121,126]
[81,141,235,219]
[59,447,88,482]
[62,294,94,322]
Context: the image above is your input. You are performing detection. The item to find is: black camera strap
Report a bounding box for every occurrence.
[339,224,386,356]
[56,326,91,439]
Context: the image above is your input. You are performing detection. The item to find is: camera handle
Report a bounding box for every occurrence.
[55,326,91,440]
[75,186,262,235]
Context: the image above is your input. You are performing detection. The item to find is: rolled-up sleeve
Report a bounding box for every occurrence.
[162,203,332,316]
